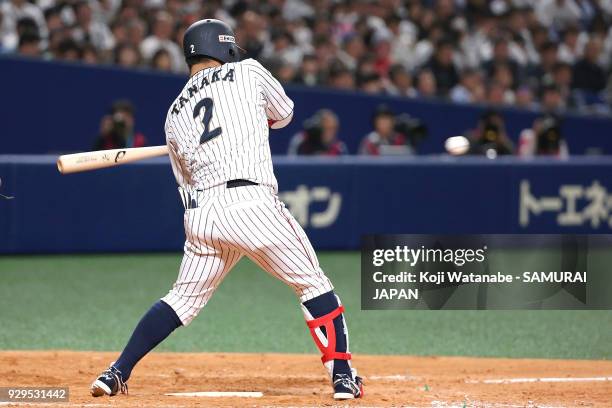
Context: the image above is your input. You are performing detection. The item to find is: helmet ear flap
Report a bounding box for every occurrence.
[228,46,241,62]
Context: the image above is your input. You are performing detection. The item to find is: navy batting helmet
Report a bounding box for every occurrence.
[182,19,242,64]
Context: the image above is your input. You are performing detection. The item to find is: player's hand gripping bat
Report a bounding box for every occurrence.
[57,145,169,174]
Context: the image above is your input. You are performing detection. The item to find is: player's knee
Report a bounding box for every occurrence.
[160,290,206,326]
[295,274,334,303]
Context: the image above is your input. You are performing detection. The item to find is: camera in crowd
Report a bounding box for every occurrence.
[476,110,506,145]
[469,110,514,156]
[371,105,429,150]
[302,113,325,148]
[535,115,563,155]
[110,113,128,137]
[93,99,146,150]
[292,109,346,155]
[108,100,134,139]
[394,113,428,149]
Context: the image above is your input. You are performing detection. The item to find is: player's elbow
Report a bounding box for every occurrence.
[270,111,293,129]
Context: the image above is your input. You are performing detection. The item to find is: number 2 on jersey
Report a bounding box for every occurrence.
[193,98,222,144]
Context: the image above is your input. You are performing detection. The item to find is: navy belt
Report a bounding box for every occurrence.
[226,179,258,188]
[185,179,258,210]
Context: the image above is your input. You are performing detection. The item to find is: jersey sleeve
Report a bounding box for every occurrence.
[165,121,187,186]
[245,59,294,127]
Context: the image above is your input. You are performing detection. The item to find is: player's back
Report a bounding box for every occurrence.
[165,58,293,192]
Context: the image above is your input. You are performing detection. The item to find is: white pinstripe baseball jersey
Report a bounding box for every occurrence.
[161,59,333,326]
[165,58,294,194]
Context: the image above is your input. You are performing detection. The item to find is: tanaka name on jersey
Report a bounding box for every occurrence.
[171,68,235,115]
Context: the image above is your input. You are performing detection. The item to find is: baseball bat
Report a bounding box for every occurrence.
[57,145,169,174]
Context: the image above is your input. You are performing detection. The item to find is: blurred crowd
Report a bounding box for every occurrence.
[2,0,612,113]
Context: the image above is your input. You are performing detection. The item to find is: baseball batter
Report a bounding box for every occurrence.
[91,19,363,400]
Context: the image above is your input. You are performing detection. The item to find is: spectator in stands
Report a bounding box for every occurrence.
[294,54,321,87]
[115,43,142,68]
[356,54,376,80]
[288,110,347,156]
[43,6,63,34]
[313,34,337,69]
[235,10,265,60]
[572,37,607,91]
[337,34,366,72]
[93,100,146,150]
[387,65,417,97]
[327,64,355,90]
[413,21,445,69]
[552,62,575,106]
[485,80,513,106]
[541,85,567,113]
[55,38,81,61]
[387,12,417,70]
[72,1,114,54]
[262,29,302,68]
[13,17,39,51]
[415,69,437,98]
[81,43,98,64]
[427,38,459,95]
[126,19,147,48]
[532,41,561,83]
[450,68,485,104]
[506,9,533,66]
[515,85,538,110]
[151,48,173,72]
[529,25,552,62]
[47,28,65,57]
[373,36,393,77]
[536,0,582,30]
[558,26,586,64]
[140,11,184,73]
[1,0,46,52]
[491,64,516,103]
[358,72,384,94]
[109,21,126,46]
[484,38,521,89]
[518,115,569,158]
[359,105,414,156]
[466,110,514,157]
[17,31,40,57]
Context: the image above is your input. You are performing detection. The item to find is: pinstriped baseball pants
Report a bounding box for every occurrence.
[162,184,334,325]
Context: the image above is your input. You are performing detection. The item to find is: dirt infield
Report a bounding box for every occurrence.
[0,351,610,407]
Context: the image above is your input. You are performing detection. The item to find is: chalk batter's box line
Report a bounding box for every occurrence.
[466,376,612,384]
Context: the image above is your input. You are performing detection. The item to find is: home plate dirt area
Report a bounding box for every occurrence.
[1,351,610,407]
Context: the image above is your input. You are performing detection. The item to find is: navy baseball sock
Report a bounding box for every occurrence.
[113,300,182,381]
[302,291,352,378]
